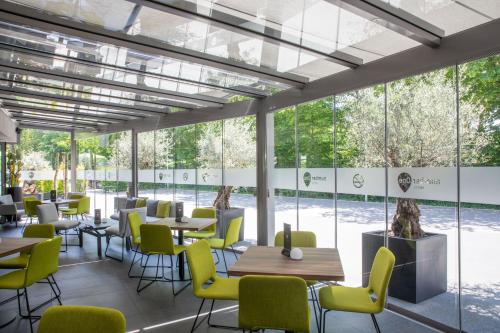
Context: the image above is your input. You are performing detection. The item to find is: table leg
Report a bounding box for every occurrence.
[78,230,83,247]
[178,230,185,280]
[97,235,103,259]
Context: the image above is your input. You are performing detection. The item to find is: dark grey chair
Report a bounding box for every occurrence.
[0,194,24,227]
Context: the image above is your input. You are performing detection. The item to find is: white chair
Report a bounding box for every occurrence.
[37,203,80,252]
[105,207,147,261]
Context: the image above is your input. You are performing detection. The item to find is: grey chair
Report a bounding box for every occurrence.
[0,194,24,227]
[105,207,147,262]
[37,203,80,252]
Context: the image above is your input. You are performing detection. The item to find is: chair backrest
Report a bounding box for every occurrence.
[0,194,14,205]
[224,217,243,247]
[77,196,90,214]
[239,275,310,332]
[118,207,146,237]
[68,193,85,199]
[368,247,395,311]
[135,198,147,208]
[24,197,42,217]
[25,237,62,286]
[274,231,317,248]
[192,207,217,233]
[186,240,217,297]
[36,204,59,224]
[128,212,143,246]
[23,224,55,239]
[139,224,175,255]
[37,305,126,333]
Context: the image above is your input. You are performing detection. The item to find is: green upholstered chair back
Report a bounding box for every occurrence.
[186,240,217,297]
[25,237,62,286]
[139,224,175,255]
[274,231,317,248]
[128,212,142,246]
[156,201,171,218]
[68,193,85,199]
[23,224,55,239]
[368,247,395,311]
[224,217,243,248]
[135,198,147,208]
[239,275,310,332]
[77,196,90,214]
[24,197,42,217]
[192,207,217,233]
[37,305,126,333]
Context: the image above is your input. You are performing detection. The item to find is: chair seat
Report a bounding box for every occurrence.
[185,230,216,239]
[207,238,225,249]
[0,254,29,269]
[50,220,80,231]
[319,286,379,314]
[60,208,78,215]
[196,277,239,301]
[0,269,27,289]
[142,245,187,256]
[110,213,119,220]
[105,225,122,237]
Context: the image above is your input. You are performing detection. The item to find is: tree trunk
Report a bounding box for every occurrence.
[391,198,424,239]
[213,185,233,210]
[53,153,60,191]
[63,153,68,197]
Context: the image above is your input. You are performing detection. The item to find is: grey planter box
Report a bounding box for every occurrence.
[362,231,447,304]
[216,208,245,241]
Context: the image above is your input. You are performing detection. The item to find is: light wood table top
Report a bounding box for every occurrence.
[0,237,48,258]
[228,246,345,282]
[148,217,217,232]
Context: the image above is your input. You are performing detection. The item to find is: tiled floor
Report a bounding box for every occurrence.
[0,222,439,333]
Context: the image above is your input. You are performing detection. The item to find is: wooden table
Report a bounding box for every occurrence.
[149,217,217,280]
[0,237,48,328]
[228,246,345,282]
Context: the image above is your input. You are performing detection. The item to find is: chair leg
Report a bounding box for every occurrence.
[230,245,239,261]
[23,288,34,333]
[128,245,139,277]
[371,314,381,333]
[47,277,62,305]
[213,249,220,265]
[309,286,320,332]
[321,310,330,333]
[190,298,206,333]
[221,249,228,276]
[207,299,239,329]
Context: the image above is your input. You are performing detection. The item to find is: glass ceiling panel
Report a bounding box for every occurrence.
[169,0,419,64]
[5,0,357,80]
[382,0,500,35]
[0,71,183,110]
[0,20,289,94]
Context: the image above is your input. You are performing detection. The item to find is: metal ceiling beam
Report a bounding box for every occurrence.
[0,87,166,118]
[131,0,362,67]
[6,107,117,124]
[3,103,134,123]
[12,116,99,131]
[96,18,500,134]
[0,60,222,108]
[10,113,102,126]
[17,123,76,132]
[0,97,141,121]
[0,2,308,88]
[0,42,269,98]
[329,0,444,47]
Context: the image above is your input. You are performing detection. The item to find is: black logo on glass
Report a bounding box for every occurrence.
[183,172,189,182]
[158,172,164,181]
[398,172,412,192]
[28,171,34,179]
[303,172,311,187]
[202,172,209,183]
[353,174,364,188]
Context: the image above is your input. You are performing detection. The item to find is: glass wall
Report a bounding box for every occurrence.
[268,55,500,331]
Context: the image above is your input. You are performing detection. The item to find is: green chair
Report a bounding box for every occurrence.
[127,211,143,278]
[184,207,217,240]
[156,200,171,218]
[136,224,190,295]
[60,196,90,220]
[0,237,62,333]
[23,197,41,228]
[319,247,395,333]
[0,224,55,269]
[38,305,126,333]
[207,216,242,274]
[239,275,310,333]
[275,231,320,329]
[186,240,239,332]
[135,198,147,208]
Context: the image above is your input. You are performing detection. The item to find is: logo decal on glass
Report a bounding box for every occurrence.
[183,172,189,182]
[202,172,209,183]
[303,172,311,187]
[353,173,364,188]
[28,171,34,179]
[398,172,412,192]
[158,172,164,181]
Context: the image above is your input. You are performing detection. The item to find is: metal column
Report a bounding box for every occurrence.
[131,129,138,198]
[70,130,77,192]
[0,142,5,195]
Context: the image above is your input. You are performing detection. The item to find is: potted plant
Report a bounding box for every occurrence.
[362,198,447,303]
[213,185,245,241]
[6,145,23,202]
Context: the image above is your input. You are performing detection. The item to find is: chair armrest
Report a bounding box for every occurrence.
[0,204,17,215]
